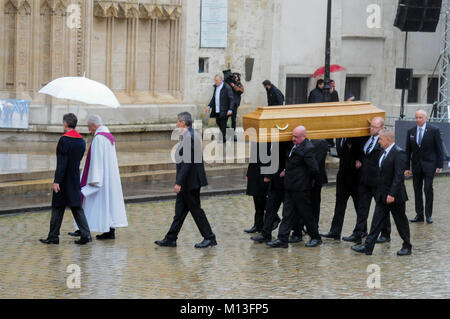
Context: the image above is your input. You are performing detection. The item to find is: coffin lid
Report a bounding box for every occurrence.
[242,101,386,142]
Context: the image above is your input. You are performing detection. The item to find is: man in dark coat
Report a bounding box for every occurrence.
[266,126,322,248]
[308,79,325,103]
[250,142,291,243]
[322,137,364,240]
[262,80,285,106]
[330,80,339,102]
[155,112,217,248]
[343,117,391,245]
[352,129,412,256]
[208,75,235,143]
[289,139,329,242]
[405,110,444,224]
[40,113,91,245]
[244,142,270,233]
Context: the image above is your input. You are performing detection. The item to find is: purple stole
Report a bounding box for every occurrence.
[80,132,115,203]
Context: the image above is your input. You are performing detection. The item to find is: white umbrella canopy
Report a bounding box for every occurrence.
[39,76,120,108]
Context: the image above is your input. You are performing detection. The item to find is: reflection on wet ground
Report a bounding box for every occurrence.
[0,177,449,298]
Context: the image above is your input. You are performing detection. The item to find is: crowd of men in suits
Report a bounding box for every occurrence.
[244,109,444,256]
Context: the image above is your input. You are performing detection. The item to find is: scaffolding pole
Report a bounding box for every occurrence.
[438,0,450,120]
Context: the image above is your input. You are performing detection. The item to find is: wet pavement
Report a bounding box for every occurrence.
[0,177,449,299]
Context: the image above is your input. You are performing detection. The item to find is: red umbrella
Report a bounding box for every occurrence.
[313,64,346,78]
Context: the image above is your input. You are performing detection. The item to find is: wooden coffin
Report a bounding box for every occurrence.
[242,101,386,142]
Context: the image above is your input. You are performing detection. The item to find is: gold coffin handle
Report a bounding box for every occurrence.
[275,124,289,131]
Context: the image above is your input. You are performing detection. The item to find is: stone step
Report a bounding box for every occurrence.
[0,165,248,195]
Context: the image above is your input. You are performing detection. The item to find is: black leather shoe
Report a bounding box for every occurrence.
[288,235,302,243]
[39,238,59,245]
[155,238,177,247]
[343,234,362,244]
[376,236,391,244]
[272,219,281,231]
[351,244,372,255]
[75,237,90,245]
[68,230,81,237]
[320,232,340,240]
[305,239,322,247]
[244,226,261,234]
[410,215,424,223]
[426,217,433,224]
[397,248,412,256]
[251,235,271,243]
[266,239,288,248]
[195,239,217,248]
[96,229,115,240]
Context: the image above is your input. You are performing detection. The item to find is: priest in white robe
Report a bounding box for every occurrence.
[69,115,128,240]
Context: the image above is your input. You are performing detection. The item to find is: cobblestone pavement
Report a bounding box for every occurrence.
[0,177,449,299]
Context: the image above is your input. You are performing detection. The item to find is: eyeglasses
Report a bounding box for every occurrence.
[370,126,382,129]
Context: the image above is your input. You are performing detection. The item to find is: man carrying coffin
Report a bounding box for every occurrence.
[69,115,128,240]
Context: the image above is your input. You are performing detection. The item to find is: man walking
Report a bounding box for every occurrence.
[406,110,444,224]
[155,112,217,248]
[262,80,285,106]
[352,130,412,256]
[69,115,128,240]
[208,75,234,143]
[40,113,91,245]
[266,126,322,248]
[343,117,391,244]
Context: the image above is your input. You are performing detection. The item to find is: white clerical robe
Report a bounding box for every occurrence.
[76,126,128,233]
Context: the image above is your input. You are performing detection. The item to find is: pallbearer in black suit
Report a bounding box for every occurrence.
[321,137,363,240]
[405,110,444,224]
[244,142,270,233]
[250,142,290,243]
[290,139,329,242]
[267,126,322,248]
[352,130,412,256]
[155,112,217,248]
[40,113,91,245]
[343,117,391,245]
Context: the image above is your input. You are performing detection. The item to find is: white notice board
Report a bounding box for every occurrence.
[200,0,228,48]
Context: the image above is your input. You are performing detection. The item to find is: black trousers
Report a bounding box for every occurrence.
[215,117,228,143]
[293,185,322,236]
[48,206,90,240]
[230,105,239,131]
[253,195,268,230]
[412,169,435,218]
[353,183,391,238]
[329,182,359,236]
[261,188,283,239]
[364,201,411,253]
[278,190,320,243]
[166,188,215,241]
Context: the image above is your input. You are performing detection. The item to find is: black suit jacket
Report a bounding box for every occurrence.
[376,145,408,204]
[261,141,292,191]
[359,136,383,187]
[209,82,235,119]
[52,135,86,208]
[246,142,271,196]
[284,139,319,192]
[336,137,364,188]
[405,124,444,174]
[175,127,208,191]
[311,139,328,186]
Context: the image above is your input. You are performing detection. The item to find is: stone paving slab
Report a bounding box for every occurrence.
[0,177,449,299]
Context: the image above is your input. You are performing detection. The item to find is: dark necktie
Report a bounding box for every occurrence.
[289,145,297,157]
[379,151,387,168]
[366,137,375,155]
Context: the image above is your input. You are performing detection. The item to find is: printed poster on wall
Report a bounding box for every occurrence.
[200,0,228,48]
[0,99,30,129]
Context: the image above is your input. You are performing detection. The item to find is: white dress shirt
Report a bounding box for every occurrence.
[214,82,224,113]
